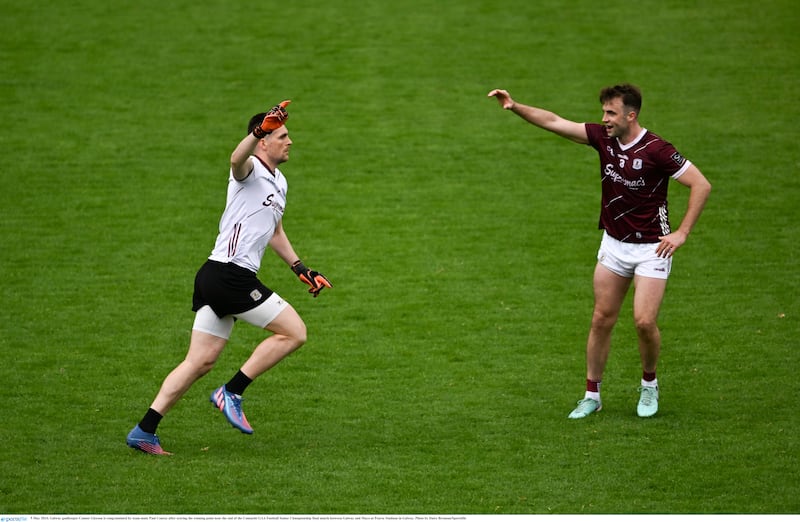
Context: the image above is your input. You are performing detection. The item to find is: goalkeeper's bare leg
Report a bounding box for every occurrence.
[241,304,307,379]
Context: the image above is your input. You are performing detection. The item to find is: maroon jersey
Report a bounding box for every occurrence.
[585,123,692,243]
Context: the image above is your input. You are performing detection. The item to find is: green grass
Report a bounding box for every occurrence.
[1,0,798,515]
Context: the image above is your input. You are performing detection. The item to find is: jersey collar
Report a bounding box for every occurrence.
[254,155,276,176]
[617,128,648,151]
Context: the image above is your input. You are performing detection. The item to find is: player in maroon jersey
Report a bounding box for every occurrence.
[488,84,711,418]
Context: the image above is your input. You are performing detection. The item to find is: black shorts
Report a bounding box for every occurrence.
[192,260,274,318]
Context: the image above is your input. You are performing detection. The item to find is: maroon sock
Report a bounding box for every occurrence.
[642,371,656,383]
[586,379,601,393]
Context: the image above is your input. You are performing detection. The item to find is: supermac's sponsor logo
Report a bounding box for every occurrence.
[604,164,646,188]
[671,151,686,166]
[262,193,285,214]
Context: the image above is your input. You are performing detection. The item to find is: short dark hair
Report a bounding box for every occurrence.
[599,84,642,114]
[248,113,268,135]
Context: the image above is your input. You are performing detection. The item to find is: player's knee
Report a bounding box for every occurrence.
[291,322,308,348]
[285,313,308,346]
[591,309,618,331]
[634,316,659,336]
[197,362,216,377]
[274,322,307,350]
[185,355,217,378]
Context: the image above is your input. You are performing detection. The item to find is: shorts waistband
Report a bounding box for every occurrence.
[206,259,257,276]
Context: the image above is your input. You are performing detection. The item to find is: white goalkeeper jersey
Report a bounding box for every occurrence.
[208,156,287,273]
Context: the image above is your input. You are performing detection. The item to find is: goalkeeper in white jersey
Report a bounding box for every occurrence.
[127,100,332,455]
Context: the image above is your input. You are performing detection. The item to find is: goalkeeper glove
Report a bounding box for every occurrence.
[291,260,332,298]
[252,100,291,139]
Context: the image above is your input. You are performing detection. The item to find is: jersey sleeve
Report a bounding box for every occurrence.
[584,123,606,150]
[655,139,692,179]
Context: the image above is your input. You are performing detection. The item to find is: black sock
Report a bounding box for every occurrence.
[225,370,253,396]
[139,408,163,434]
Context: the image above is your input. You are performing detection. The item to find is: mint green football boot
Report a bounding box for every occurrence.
[568,398,602,419]
[637,386,659,417]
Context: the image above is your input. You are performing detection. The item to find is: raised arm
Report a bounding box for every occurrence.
[230,135,258,181]
[488,89,589,144]
[230,100,292,181]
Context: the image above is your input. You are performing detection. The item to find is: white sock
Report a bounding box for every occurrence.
[584,391,601,402]
[641,378,658,388]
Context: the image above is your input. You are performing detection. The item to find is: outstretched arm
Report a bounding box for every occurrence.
[656,164,712,258]
[488,89,589,144]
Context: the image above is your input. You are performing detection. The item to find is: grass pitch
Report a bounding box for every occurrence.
[0,0,798,515]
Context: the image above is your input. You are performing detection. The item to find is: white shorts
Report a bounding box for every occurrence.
[597,231,671,280]
[192,292,289,340]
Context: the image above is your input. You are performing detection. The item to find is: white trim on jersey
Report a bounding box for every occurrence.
[671,159,692,180]
[618,128,649,152]
[621,127,693,179]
